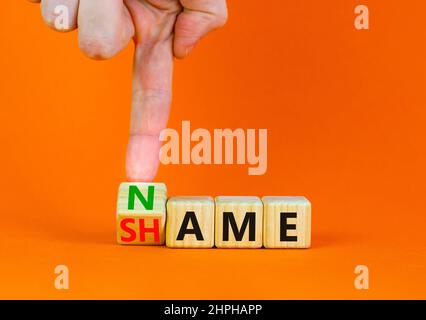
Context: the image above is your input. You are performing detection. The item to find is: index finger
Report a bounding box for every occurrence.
[125,39,174,182]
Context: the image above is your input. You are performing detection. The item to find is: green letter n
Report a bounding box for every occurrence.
[128,185,155,210]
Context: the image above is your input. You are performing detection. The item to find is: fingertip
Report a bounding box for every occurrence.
[78,36,121,60]
[125,135,161,182]
[77,0,134,61]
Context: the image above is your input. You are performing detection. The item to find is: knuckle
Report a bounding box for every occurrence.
[134,88,172,111]
[132,89,171,135]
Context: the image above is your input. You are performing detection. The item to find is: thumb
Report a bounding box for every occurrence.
[174,0,228,59]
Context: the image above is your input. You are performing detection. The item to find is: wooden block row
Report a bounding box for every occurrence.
[116,183,311,248]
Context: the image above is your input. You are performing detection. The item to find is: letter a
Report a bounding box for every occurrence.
[354,5,369,30]
[54,265,69,290]
[354,265,369,290]
[54,5,70,31]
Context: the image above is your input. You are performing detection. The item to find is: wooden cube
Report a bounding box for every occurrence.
[215,196,263,248]
[166,196,215,248]
[262,196,311,248]
[116,182,167,245]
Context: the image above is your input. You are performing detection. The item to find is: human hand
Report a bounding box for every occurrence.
[27,0,228,181]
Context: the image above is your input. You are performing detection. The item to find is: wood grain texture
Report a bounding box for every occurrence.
[262,196,311,248]
[166,196,215,248]
[116,182,167,245]
[215,196,263,248]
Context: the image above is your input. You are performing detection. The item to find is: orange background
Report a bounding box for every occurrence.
[0,0,425,299]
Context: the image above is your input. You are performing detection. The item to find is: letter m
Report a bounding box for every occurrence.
[223,212,256,241]
[128,185,155,210]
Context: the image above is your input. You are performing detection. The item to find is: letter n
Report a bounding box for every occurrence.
[128,185,155,210]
